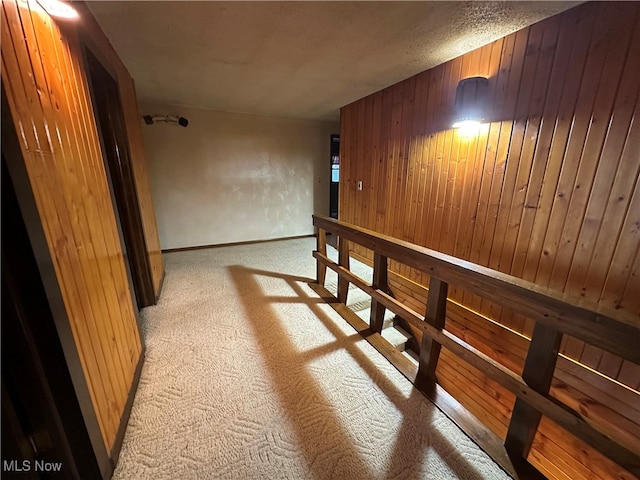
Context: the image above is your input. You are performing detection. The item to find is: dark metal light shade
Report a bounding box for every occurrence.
[453,76,489,127]
[142,114,189,127]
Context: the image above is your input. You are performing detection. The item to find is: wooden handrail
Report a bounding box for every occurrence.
[312,214,640,477]
[313,215,639,363]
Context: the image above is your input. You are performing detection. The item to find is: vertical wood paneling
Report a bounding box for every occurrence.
[3,0,121,447]
[407,72,429,250]
[1,0,146,453]
[339,3,640,479]
[361,95,374,240]
[369,91,383,238]
[76,2,164,298]
[117,72,164,295]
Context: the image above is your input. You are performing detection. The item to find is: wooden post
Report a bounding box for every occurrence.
[416,277,448,386]
[505,323,563,457]
[369,253,388,333]
[316,228,327,286]
[337,237,350,304]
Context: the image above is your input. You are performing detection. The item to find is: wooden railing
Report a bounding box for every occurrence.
[312,214,640,478]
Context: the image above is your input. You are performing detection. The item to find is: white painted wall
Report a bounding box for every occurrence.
[140,103,338,250]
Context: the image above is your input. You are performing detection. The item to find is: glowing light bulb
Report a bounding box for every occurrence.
[453,120,481,138]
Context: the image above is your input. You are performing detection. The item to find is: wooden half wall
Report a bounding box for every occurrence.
[1,0,162,472]
[339,2,640,480]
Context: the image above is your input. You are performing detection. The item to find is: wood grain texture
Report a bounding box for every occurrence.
[417,277,448,383]
[75,1,164,298]
[369,252,389,333]
[505,324,563,458]
[314,216,640,476]
[309,281,546,480]
[314,215,639,364]
[338,3,640,479]
[114,67,164,296]
[316,228,327,285]
[1,0,147,453]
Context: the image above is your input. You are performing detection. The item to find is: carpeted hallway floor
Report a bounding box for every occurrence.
[112,237,510,479]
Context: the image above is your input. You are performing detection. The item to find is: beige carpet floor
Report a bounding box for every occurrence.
[112,237,510,480]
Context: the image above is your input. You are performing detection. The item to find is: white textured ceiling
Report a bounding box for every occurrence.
[87,1,579,122]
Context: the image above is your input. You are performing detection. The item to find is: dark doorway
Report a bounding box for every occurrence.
[84,49,155,309]
[2,155,101,480]
[330,134,340,219]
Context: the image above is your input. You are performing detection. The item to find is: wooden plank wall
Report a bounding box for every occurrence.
[118,74,164,294]
[339,2,640,480]
[75,1,164,296]
[0,0,149,453]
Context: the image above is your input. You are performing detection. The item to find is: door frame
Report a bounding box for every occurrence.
[83,46,155,310]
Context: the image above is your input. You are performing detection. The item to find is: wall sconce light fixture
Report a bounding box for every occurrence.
[452,76,489,136]
[143,115,189,127]
[36,0,79,19]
